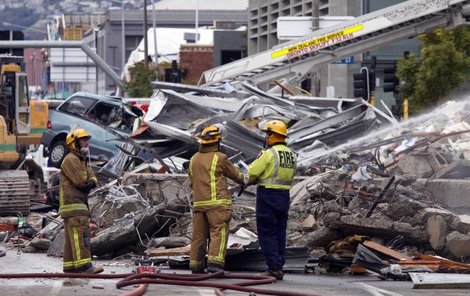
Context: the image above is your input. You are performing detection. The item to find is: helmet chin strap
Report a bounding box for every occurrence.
[263,133,270,149]
[75,139,82,152]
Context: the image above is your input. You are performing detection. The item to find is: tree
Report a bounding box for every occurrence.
[124,62,156,97]
[397,27,470,113]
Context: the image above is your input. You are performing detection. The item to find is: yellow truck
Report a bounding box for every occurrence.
[0,55,48,216]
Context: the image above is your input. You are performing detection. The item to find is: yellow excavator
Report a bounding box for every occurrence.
[0,55,48,216]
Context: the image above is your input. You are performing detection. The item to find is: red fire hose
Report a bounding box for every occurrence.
[0,271,320,296]
[0,272,131,279]
[115,271,320,296]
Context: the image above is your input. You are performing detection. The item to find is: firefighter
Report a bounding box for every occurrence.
[189,124,245,274]
[247,120,297,280]
[60,128,103,274]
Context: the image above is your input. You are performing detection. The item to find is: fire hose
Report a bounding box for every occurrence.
[0,270,320,296]
[116,270,320,296]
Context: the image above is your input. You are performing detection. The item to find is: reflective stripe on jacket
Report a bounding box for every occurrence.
[248,143,297,190]
[189,144,244,211]
[59,152,97,218]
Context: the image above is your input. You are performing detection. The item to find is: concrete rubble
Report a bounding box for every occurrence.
[1,83,470,280]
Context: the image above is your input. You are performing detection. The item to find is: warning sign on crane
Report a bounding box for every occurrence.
[271,24,363,59]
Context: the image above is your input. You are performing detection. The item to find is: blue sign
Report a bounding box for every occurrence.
[332,56,354,64]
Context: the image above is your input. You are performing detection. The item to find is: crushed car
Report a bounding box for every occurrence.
[41,92,144,168]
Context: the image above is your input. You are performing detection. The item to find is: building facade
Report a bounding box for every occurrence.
[248,0,331,55]
[88,6,248,92]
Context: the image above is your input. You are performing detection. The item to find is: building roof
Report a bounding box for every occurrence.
[108,9,247,27]
[151,0,248,11]
[63,14,107,27]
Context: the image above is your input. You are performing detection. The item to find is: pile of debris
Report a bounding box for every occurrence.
[2,82,470,282]
[282,99,470,278]
[106,81,395,176]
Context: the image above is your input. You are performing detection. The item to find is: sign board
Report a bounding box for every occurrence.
[277,16,355,40]
[50,48,96,82]
[332,56,354,64]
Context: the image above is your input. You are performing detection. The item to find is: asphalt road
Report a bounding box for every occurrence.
[0,250,469,296]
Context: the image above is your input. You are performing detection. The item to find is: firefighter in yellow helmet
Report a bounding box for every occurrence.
[188,124,245,274]
[60,128,103,274]
[247,119,297,280]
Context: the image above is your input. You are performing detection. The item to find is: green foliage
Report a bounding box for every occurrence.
[124,62,156,97]
[396,27,470,113]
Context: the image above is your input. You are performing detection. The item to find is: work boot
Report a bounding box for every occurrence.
[63,268,77,273]
[260,270,284,281]
[82,265,104,274]
[206,266,224,274]
[191,269,206,274]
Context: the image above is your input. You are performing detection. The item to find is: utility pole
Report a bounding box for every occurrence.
[121,0,125,71]
[312,0,320,96]
[195,0,199,43]
[152,0,158,79]
[94,28,98,94]
[32,51,36,93]
[143,0,148,68]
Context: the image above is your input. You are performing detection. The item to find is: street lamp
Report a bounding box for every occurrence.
[195,0,199,44]
[152,0,158,79]
[143,0,148,68]
[121,1,125,71]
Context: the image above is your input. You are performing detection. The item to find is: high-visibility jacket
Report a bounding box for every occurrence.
[189,144,244,211]
[59,152,97,218]
[248,143,297,190]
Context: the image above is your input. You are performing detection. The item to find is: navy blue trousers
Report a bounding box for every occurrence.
[256,186,290,272]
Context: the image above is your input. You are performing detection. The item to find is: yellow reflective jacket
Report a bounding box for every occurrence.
[248,143,297,190]
[189,144,244,211]
[59,152,97,218]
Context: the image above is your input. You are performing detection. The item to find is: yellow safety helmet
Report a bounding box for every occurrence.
[262,120,287,137]
[199,125,222,144]
[66,128,91,150]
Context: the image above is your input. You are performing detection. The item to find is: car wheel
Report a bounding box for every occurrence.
[49,140,67,168]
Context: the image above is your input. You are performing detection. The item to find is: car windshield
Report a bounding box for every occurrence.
[87,102,137,131]
[59,97,97,115]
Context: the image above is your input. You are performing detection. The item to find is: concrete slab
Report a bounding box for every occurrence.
[411,179,470,211]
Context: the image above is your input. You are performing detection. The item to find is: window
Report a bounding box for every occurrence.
[17,75,29,107]
[88,102,136,131]
[88,102,119,125]
[60,97,96,115]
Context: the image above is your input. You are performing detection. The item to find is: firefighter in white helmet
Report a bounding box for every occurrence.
[188,124,245,274]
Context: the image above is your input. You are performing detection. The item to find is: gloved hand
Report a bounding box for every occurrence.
[81,179,97,194]
[245,180,256,187]
[237,181,246,197]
